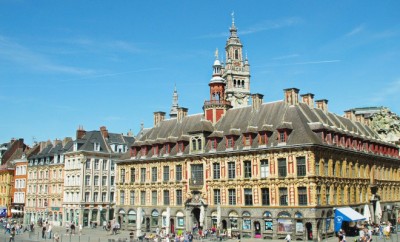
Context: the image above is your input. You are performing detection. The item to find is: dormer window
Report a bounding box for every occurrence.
[210,138,218,150]
[152,145,158,156]
[190,136,203,153]
[140,146,147,156]
[243,134,252,146]
[94,142,100,151]
[279,131,286,143]
[332,134,338,145]
[177,142,185,153]
[226,136,235,148]
[164,143,172,155]
[325,133,332,144]
[259,132,269,146]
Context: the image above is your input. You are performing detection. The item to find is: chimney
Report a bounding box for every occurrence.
[300,93,315,108]
[100,126,109,139]
[364,117,371,127]
[177,107,188,122]
[76,125,86,139]
[315,99,328,112]
[284,88,300,105]
[39,141,47,152]
[154,111,166,127]
[251,93,264,111]
[355,114,365,124]
[344,110,355,121]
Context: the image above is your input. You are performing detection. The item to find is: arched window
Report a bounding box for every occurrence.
[242,211,251,230]
[235,50,239,59]
[234,79,236,87]
[151,210,159,226]
[277,212,292,233]
[241,80,245,88]
[228,211,239,230]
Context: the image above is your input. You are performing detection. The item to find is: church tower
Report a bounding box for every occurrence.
[170,85,179,118]
[203,49,232,124]
[222,12,251,108]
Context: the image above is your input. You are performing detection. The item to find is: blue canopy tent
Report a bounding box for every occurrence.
[334,207,366,232]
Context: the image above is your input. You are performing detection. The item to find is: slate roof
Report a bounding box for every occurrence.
[124,99,398,161]
[69,131,134,153]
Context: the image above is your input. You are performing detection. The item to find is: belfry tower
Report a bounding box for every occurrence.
[222,12,251,108]
[203,49,232,124]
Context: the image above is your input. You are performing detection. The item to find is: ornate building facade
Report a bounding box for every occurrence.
[62,126,134,227]
[0,138,28,219]
[115,18,400,241]
[25,138,72,226]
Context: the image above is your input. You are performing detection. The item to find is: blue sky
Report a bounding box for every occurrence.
[1,1,399,145]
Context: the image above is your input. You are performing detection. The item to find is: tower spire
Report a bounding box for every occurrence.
[203,50,231,124]
[170,84,179,118]
[223,12,251,108]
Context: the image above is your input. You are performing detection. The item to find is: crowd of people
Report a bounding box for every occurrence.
[338,221,395,242]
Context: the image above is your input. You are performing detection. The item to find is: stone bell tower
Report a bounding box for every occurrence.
[222,12,251,108]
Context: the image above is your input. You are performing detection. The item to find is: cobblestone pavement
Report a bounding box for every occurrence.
[0,227,399,242]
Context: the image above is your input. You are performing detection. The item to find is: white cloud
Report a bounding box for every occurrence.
[272,54,299,60]
[345,25,365,36]
[0,35,96,75]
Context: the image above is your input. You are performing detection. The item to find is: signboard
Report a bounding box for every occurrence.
[0,208,6,218]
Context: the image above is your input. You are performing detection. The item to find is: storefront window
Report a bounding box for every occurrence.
[295,212,303,233]
[263,211,273,231]
[176,211,184,228]
[277,212,292,233]
[128,210,137,224]
[242,212,251,230]
[211,211,218,228]
[229,211,239,230]
[151,210,159,226]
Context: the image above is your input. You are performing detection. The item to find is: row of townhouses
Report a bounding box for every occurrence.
[1,18,400,241]
[0,127,134,227]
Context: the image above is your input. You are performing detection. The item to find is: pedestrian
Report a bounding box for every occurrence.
[47,223,52,239]
[54,233,60,242]
[103,220,107,230]
[70,222,75,235]
[30,222,34,232]
[188,232,193,242]
[9,228,15,242]
[285,233,291,242]
[42,225,46,239]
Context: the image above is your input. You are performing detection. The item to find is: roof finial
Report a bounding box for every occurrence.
[215,48,219,60]
[231,11,235,25]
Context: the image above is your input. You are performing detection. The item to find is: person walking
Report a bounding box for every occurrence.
[9,228,16,242]
[47,223,52,239]
[285,233,291,242]
[42,225,46,239]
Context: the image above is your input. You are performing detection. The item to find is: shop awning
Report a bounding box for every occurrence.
[334,207,365,232]
[336,207,365,221]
